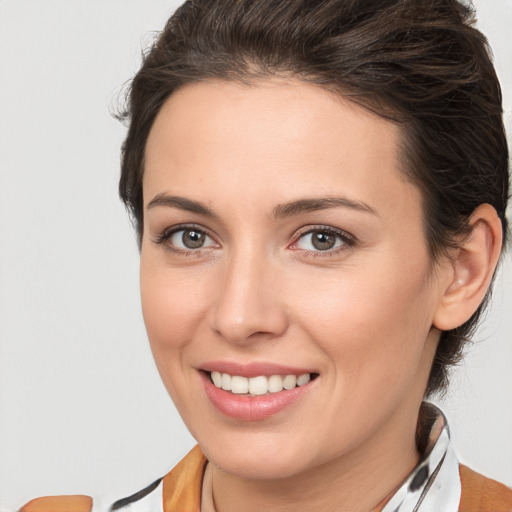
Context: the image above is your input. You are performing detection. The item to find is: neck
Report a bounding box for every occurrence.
[209,407,421,512]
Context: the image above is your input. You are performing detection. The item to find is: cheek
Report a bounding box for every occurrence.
[139,255,210,365]
[289,255,436,390]
[139,257,215,425]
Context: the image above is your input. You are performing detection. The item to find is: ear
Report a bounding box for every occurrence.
[433,204,503,331]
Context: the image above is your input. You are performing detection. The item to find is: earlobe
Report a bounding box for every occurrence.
[433,204,503,331]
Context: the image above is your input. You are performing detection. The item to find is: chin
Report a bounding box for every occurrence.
[208,450,309,481]
[196,428,320,481]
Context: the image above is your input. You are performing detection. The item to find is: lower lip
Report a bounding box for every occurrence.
[200,372,315,421]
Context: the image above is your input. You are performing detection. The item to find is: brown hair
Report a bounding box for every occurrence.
[118,0,509,396]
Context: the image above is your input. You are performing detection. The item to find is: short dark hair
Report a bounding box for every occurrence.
[118,0,510,396]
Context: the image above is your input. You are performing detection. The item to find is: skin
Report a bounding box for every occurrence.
[139,79,498,512]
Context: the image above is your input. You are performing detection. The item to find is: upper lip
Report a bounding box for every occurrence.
[199,361,317,378]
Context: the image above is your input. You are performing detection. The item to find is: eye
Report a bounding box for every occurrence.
[291,227,354,253]
[156,226,218,251]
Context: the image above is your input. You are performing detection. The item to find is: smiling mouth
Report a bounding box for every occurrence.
[208,371,319,396]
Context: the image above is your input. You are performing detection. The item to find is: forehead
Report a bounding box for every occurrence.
[143,79,417,222]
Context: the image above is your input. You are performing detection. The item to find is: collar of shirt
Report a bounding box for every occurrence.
[380,402,461,512]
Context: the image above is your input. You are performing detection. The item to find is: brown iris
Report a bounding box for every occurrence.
[182,230,205,248]
[311,231,337,250]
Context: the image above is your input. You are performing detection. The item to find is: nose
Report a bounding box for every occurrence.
[210,249,288,344]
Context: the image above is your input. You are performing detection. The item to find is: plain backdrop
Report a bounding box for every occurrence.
[0,1,511,510]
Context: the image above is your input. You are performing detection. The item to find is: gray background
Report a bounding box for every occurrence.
[0,1,510,510]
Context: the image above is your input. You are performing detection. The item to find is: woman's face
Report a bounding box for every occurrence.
[140,79,447,479]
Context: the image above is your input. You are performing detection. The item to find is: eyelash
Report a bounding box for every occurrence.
[154,224,218,257]
[290,225,357,258]
[153,224,357,258]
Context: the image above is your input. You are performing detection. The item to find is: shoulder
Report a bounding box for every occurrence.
[19,495,93,512]
[18,446,207,512]
[459,464,512,512]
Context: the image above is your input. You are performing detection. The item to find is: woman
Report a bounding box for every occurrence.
[20,0,511,510]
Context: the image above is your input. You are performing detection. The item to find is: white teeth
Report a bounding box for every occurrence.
[297,373,311,386]
[268,375,284,393]
[282,374,297,390]
[211,371,222,388]
[210,372,313,394]
[221,373,231,391]
[249,376,268,395]
[231,375,249,394]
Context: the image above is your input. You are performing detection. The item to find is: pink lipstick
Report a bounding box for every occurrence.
[198,362,318,421]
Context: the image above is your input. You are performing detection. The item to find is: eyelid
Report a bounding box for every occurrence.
[153,223,356,256]
[153,223,220,249]
[289,225,357,252]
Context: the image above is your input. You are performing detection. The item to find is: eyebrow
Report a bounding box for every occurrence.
[146,193,378,218]
[147,193,217,217]
[272,196,378,218]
